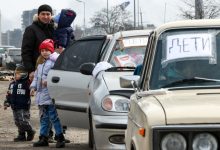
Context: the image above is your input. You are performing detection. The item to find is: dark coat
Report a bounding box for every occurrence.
[5,79,31,110]
[21,17,54,73]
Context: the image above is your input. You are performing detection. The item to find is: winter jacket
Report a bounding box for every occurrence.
[54,27,74,48]
[133,64,143,75]
[21,15,54,73]
[5,79,31,110]
[30,54,59,105]
[53,9,76,48]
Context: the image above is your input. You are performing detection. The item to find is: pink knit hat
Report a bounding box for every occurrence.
[39,39,54,53]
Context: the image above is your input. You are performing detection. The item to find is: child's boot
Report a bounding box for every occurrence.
[54,135,70,143]
[33,136,49,147]
[14,132,26,142]
[55,134,65,148]
[27,129,36,141]
[48,129,55,143]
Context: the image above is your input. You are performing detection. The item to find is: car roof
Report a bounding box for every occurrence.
[6,48,21,53]
[7,48,21,50]
[0,45,15,48]
[78,34,112,41]
[113,29,152,39]
[155,19,220,35]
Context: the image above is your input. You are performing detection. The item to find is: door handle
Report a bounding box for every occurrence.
[52,76,60,83]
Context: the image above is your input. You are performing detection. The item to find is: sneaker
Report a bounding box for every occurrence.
[27,130,36,141]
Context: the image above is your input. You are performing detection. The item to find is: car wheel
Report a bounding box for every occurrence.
[131,142,136,150]
[0,58,2,67]
[89,115,96,150]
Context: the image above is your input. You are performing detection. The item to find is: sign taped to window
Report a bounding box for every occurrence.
[163,33,214,64]
[122,37,148,47]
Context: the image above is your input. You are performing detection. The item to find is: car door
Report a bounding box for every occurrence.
[47,35,107,129]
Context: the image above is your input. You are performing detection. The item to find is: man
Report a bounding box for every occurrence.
[21,4,54,79]
[21,4,70,144]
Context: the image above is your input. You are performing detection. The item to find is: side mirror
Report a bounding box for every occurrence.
[120,75,140,89]
[80,63,96,75]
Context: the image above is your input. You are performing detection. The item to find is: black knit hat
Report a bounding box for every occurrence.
[38,4,52,15]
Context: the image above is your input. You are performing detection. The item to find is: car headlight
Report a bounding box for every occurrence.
[102,95,130,112]
[161,133,186,150]
[192,133,217,150]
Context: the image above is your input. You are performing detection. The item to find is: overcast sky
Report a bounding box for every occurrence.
[0,0,182,32]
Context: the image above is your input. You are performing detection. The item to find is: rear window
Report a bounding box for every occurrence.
[109,36,148,67]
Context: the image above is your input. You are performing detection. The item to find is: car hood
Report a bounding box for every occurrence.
[154,89,220,124]
[102,71,133,91]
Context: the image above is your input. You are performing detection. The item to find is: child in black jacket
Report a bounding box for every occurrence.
[4,65,35,142]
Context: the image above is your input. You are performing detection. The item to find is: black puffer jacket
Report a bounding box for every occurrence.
[5,79,31,110]
[21,17,54,73]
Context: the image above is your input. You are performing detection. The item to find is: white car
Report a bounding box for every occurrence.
[5,48,21,70]
[47,29,151,150]
[122,19,220,150]
[0,45,15,67]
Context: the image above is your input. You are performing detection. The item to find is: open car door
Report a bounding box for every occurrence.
[47,35,108,129]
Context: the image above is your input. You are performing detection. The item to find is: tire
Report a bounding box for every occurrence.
[88,122,93,148]
[88,115,96,150]
[131,142,136,150]
[0,57,2,67]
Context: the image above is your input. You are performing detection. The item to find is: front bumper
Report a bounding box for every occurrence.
[92,114,127,150]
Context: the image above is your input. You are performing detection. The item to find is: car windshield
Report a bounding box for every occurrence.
[149,28,220,89]
[109,36,147,68]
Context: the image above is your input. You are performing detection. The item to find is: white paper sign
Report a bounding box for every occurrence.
[114,54,136,67]
[165,33,213,62]
[122,37,148,47]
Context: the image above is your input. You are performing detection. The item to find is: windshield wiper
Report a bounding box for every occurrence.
[161,77,220,88]
[106,66,136,71]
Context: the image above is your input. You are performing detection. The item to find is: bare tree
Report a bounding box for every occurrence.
[74,25,84,40]
[179,0,220,19]
[90,5,133,34]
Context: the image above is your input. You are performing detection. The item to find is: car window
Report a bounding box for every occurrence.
[53,39,105,72]
[0,48,4,54]
[149,28,220,89]
[109,36,148,67]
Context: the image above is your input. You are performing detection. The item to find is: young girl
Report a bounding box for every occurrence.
[30,39,65,148]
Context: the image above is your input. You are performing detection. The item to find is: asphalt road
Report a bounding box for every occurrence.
[0,80,91,150]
